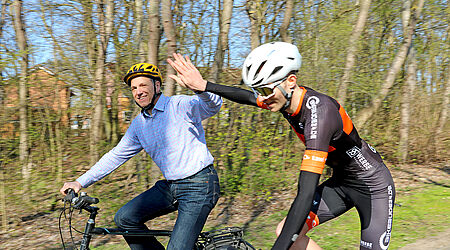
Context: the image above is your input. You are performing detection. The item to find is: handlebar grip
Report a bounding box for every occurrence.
[63,188,77,202]
[82,196,99,205]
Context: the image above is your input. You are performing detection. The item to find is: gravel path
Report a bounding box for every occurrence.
[397,228,450,250]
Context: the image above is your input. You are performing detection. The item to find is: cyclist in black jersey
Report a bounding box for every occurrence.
[168,42,395,250]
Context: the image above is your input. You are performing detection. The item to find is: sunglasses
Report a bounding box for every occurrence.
[251,76,290,99]
[252,86,277,99]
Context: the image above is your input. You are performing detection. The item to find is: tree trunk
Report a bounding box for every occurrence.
[90,0,114,165]
[435,65,450,149]
[0,0,5,104]
[280,0,294,43]
[0,0,6,233]
[0,164,5,233]
[209,0,233,83]
[399,0,416,162]
[203,0,233,129]
[13,0,30,196]
[135,0,146,62]
[337,0,371,106]
[148,0,160,64]
[245,1,262,49]
[355,0,424,127]
[161,0,177,96]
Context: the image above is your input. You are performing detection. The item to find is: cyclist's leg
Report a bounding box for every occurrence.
[167,165,220,250]
[350,172,395,250]
[114,180,178,250]
[277,177,354,249]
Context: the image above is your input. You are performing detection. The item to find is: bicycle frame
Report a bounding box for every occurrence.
[61,190,255,250]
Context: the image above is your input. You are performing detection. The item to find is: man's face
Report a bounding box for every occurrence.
[260,81,290,112]
[260,75,297,112]
[130,76,159,107]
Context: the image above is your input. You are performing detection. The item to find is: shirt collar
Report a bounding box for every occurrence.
[141,93,168,118]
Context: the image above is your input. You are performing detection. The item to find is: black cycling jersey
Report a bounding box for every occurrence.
[205,82,395,250]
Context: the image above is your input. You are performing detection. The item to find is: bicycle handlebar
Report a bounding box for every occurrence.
[63,188,99,209]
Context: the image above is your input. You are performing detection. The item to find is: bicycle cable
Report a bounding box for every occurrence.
[59,199,83,250]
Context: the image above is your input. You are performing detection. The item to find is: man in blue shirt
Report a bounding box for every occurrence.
[60,63,223,249]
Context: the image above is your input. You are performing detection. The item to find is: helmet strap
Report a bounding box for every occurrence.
[276,85,293,112]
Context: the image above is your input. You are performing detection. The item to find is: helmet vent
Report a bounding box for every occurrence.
[246,65,252,78]
[254,78,264,86]
[270,66,283,76]
[287,57,295,60]
[254,60,267,80]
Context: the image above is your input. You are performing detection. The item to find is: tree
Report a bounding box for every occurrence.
[209,0,233,83]
[336,0,371,106]
[398,0,417,162]
[161,0,176,96]
[280,0,294,43]
[245,1,266,49]
[435,65,450,153]
[355,0,425,127]
[135,0,145,61]
[148,0,161,65]
[87,0,114,165]
[12,0,30,195]
[0,0,7,233]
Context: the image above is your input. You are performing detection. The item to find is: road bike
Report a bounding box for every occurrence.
[59,189,255,250]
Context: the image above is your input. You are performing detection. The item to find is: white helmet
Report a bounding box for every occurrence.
[242,42,301,89]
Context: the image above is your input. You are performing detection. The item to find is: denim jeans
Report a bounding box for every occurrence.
[114,165,220,250]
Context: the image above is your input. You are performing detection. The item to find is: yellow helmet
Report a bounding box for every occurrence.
[123,63,163,85]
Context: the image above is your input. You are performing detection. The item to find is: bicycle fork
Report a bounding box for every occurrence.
[80,208,98,250]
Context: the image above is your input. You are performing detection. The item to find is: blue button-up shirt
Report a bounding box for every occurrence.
[77,92,222,187]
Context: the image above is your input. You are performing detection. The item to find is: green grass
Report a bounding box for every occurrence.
[244,183,449,249]
[90,183,449,249]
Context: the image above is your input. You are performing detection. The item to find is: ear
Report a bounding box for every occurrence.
[155,80,161,93]
[286,74,297,89]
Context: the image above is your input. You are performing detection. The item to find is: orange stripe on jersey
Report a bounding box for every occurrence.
[306,211,320,231]
[300,150,328,174]
[291,87,307,117]
[256,96,270,110]
[339,106,353,135]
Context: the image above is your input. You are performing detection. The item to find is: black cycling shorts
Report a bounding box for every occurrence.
[305,167,395,250]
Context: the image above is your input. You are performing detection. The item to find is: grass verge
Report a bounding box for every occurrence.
[244,183,449,249]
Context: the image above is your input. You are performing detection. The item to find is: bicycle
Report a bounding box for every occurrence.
[59,189,256,250]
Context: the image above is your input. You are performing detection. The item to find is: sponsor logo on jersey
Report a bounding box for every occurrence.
[360,240,373,249]
[346,146,361,157]
[379,185,394,250]
[346,146,373,171]
[306,96,320,139]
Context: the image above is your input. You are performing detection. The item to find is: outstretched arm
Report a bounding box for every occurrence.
[168,53,258,107]
[272,171,320,249]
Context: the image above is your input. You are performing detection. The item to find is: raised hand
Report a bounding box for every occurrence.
[167,53,207,92]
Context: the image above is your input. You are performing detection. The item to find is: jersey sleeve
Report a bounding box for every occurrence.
[205,82,258,107]
[300,96,340,174]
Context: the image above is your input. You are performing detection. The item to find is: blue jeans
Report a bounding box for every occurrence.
[114,165,220,250]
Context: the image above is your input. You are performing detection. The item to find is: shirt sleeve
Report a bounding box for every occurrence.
[194,91,223,121]
[76,123,143,188]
